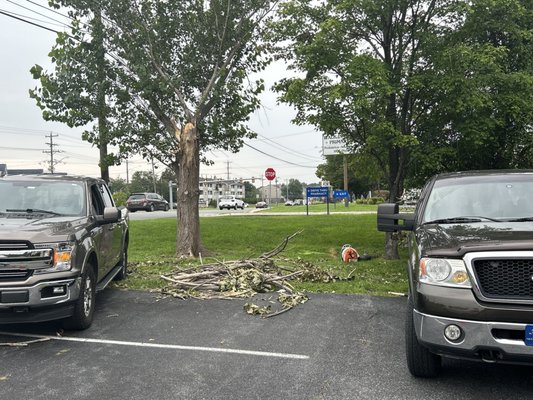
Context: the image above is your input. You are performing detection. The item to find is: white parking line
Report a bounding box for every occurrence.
[0,332,310,360]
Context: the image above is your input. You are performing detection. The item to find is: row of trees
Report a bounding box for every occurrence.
[110,173,308,205]
[30,1,533,259]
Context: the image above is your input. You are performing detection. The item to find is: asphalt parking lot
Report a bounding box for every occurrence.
[1,291,532,400]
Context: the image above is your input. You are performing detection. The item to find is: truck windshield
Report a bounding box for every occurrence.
[0,180,86,217]
[423,174,533,223]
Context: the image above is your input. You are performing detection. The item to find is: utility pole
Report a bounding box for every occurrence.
[126,159,130,184]
[343,155,349,207]
[42,132,62,173]
[151,156,157,193]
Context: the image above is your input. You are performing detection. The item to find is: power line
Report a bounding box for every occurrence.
[25,0,76,21]
[269,130,318,139]
[254,133,321,162]
[243,143,316,168]
[0,9,61,33]
[0,146,43,151]
[5,0,71,28]
[0,8,67,27]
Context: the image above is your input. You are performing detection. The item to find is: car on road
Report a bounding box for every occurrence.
[255,201,268,208]
[218,195,245,210]
[378,170,533,378]
[285,201,294,206]
[127,192,169,212]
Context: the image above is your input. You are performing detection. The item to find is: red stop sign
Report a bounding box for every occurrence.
[265,167,276,181]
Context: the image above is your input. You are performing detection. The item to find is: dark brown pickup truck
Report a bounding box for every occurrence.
[378,170,533,377]
[0,174,129,329]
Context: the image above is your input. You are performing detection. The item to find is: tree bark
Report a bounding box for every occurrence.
[94,8,109,183]
[176,122,201,257]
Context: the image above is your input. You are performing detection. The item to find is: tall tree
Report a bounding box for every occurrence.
[33,1,278,257]
[30,1,117,182]
[270,0,448,258]
[102,0,278,256]
[129,170,158,194]
[408,0,533,185]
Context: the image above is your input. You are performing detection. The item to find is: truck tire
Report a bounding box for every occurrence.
[63,265,96,330]
[405,299,441,378]
[114,241,128,281]
[148,204,155,212]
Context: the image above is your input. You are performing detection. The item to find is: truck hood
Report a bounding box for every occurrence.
[0,215,88,243]
[416,222,533,257]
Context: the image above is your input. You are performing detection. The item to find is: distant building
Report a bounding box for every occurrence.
[258,184,283,204]
[198,177,245,204]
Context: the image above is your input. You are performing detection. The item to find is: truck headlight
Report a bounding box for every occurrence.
[419,258,471,288]
[34,242,74,274]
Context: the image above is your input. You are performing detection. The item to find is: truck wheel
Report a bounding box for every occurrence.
[114,241,128,281]
[406,299,441,378]
[63,266,96,330]
[148,204,155,212]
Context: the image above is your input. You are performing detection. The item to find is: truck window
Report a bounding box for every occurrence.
[423,175,533,222]
[99,184,115,208]
[90,184,105,215]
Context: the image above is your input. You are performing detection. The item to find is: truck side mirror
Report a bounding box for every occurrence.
[102,207,121,223]
[377,203,415,232]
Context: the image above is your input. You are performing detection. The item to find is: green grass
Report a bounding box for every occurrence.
[121,214,408,296]
[257,203,378,213]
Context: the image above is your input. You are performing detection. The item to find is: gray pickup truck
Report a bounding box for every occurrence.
[0,174,129,330]
[378,171,533,377]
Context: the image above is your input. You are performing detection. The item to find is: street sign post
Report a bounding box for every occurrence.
[265,168,276,181]
[265,168,276,206]
[333,190,350,209]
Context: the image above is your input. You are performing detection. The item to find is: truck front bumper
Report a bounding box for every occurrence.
[0,278,81,323]
[414,309,533,364]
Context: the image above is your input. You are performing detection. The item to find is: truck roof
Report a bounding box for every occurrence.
[0,174,102,184]
[434,170,533,181]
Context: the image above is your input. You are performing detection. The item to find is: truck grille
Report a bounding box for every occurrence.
[0,241,33,250]
[473,259,533,300]
[0,241,52,281]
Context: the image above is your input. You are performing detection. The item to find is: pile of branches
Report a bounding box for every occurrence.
[160,231,341,317]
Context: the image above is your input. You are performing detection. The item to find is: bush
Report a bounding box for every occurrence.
[209,199,217,208]
[113,191,128,207]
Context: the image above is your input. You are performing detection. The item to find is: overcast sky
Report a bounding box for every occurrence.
[0,0,324,185]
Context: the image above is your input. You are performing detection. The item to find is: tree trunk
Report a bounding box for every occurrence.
[94,8,109,183]
[384,90,404,260]
[176,122,201,257]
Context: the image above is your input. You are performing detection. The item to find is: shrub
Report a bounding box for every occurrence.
[113,191,128,207]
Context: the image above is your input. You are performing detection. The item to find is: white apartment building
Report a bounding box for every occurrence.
[198,178,245,204]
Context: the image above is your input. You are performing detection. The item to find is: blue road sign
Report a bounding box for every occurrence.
[333,190,349,199]
[306,186,329,197]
